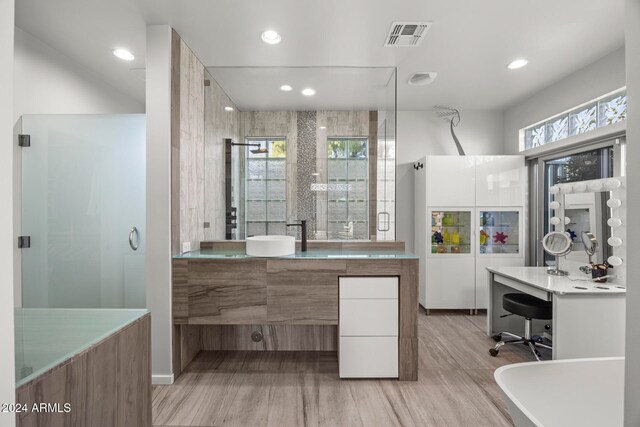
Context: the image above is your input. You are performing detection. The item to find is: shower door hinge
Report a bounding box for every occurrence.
[18,236,31,249]
[18,134,31,147]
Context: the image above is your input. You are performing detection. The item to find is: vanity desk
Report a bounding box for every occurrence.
[487,266,626,360]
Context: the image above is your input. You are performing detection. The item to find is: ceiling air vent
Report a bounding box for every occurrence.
[384,21,431,47]
[408,72,437,86]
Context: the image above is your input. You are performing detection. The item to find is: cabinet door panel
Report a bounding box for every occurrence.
[339,299,398,336]
[475,156,525,206]
[339,336,398,378]
[424,257,475,309]
[426,156,475,206]
[339,277,398,299]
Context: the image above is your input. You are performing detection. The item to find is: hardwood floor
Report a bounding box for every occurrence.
[153,312,547,427]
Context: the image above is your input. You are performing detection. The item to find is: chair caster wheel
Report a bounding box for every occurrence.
[489,348,499,357]
[492,334,502,342]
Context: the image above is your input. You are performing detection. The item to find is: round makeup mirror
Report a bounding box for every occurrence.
[542,231,573,276]
[581,231,599,263]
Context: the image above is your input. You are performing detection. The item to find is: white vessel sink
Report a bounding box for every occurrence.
[246,235,296,257]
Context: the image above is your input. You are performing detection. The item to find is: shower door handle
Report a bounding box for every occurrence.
[377,212,390,232]
[129,227,139,251]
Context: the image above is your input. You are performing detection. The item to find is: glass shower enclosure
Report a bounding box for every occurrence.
[18,115,146,308]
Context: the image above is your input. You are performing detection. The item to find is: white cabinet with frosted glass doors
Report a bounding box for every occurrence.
[415,155,526,311]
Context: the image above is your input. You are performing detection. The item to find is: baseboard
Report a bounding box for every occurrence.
[152,374,174,385]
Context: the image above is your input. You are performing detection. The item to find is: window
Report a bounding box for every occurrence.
[327,138,369,239]
[522,88,627,151]
[245,138,286,236]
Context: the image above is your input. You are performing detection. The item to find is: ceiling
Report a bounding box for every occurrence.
[15,0,625,111]
[208,67,395,111]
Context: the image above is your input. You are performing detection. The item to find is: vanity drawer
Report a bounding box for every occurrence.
[339,277,398,299]
[339,336,398,378]
[339,299,398,336]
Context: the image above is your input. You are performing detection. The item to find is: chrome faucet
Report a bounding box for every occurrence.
[286,220,307,252]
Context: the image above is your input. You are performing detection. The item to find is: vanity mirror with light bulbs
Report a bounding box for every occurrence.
[547,177,626,286]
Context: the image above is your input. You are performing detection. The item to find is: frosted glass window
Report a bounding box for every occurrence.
[546,115,568,142]
[522,88,627,151]
[244,138,287,236]
[598,93,627,126]
[569,104,597,135]
[327,138,368,239]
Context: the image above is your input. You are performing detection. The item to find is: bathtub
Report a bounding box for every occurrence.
[494,357,624,427]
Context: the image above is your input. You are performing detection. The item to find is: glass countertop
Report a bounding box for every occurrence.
[174,249,418,260]
[14,308,148,388]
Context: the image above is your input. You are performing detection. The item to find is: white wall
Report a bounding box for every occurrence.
[503,47,626,155]
[1,0,16,425]
[146,25,173,384]
[13,27,143,122]
[624,1,640,425]
[396,110,505,252]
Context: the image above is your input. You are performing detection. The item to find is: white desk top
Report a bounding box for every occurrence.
[487,266,626,296]
[495,357,624,427]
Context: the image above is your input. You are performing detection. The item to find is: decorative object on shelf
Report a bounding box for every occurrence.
[451,246,460,254]
[493,231,508,244]
[436,245,447,254]
[451,229,460,245]
[443,213,454,226]
[413,161,424,170]
[433,231,444,244]
[434,105,465,155]
[480,230,489,245]
[442,228,451,244]
[567,229,577,240]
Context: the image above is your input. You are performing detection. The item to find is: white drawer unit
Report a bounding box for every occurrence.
[339,277,399,378]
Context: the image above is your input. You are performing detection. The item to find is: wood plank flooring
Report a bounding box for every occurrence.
[153,312,547,427]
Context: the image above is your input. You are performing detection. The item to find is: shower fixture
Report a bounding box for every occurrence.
[434,105,465,155]
[227,140,268,155]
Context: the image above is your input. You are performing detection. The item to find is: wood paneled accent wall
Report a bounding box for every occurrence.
[170,30,211,254]
[16,315,151,427]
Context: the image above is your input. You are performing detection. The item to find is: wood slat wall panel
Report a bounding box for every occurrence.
[172,259,189,324]
[200,325,338,351]
[16,315,151,427]
[187,259,267,324]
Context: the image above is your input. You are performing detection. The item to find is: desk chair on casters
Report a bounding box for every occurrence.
[489,293,552,361]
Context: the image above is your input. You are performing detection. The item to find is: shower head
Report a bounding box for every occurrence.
[250,146,268,155]
[433,105,461,126]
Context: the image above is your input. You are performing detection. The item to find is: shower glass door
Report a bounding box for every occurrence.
[20,115,146,308]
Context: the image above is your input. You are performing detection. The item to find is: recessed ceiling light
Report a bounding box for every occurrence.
[302,88,316,96]
[280,84,293,91]
[507,59,528,70]
[261,30,281,45]
[224,106,234,112]
[319,126,326,130]
[113,48,135,61]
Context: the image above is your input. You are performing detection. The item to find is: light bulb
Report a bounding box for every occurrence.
[573,182,587,193]
[560,184,573,194]
[565,217,571,224]
[605,179,621,190]
[589,181,604,192]
[549,186,560,195]
[608,256,623,267]
[607,198,622,208]
[607,236,623,247]
[550,201,560,210]
[550,217,561,225]
[607,218,622,228]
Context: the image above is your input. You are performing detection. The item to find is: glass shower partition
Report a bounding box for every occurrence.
[19,115,146,308]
